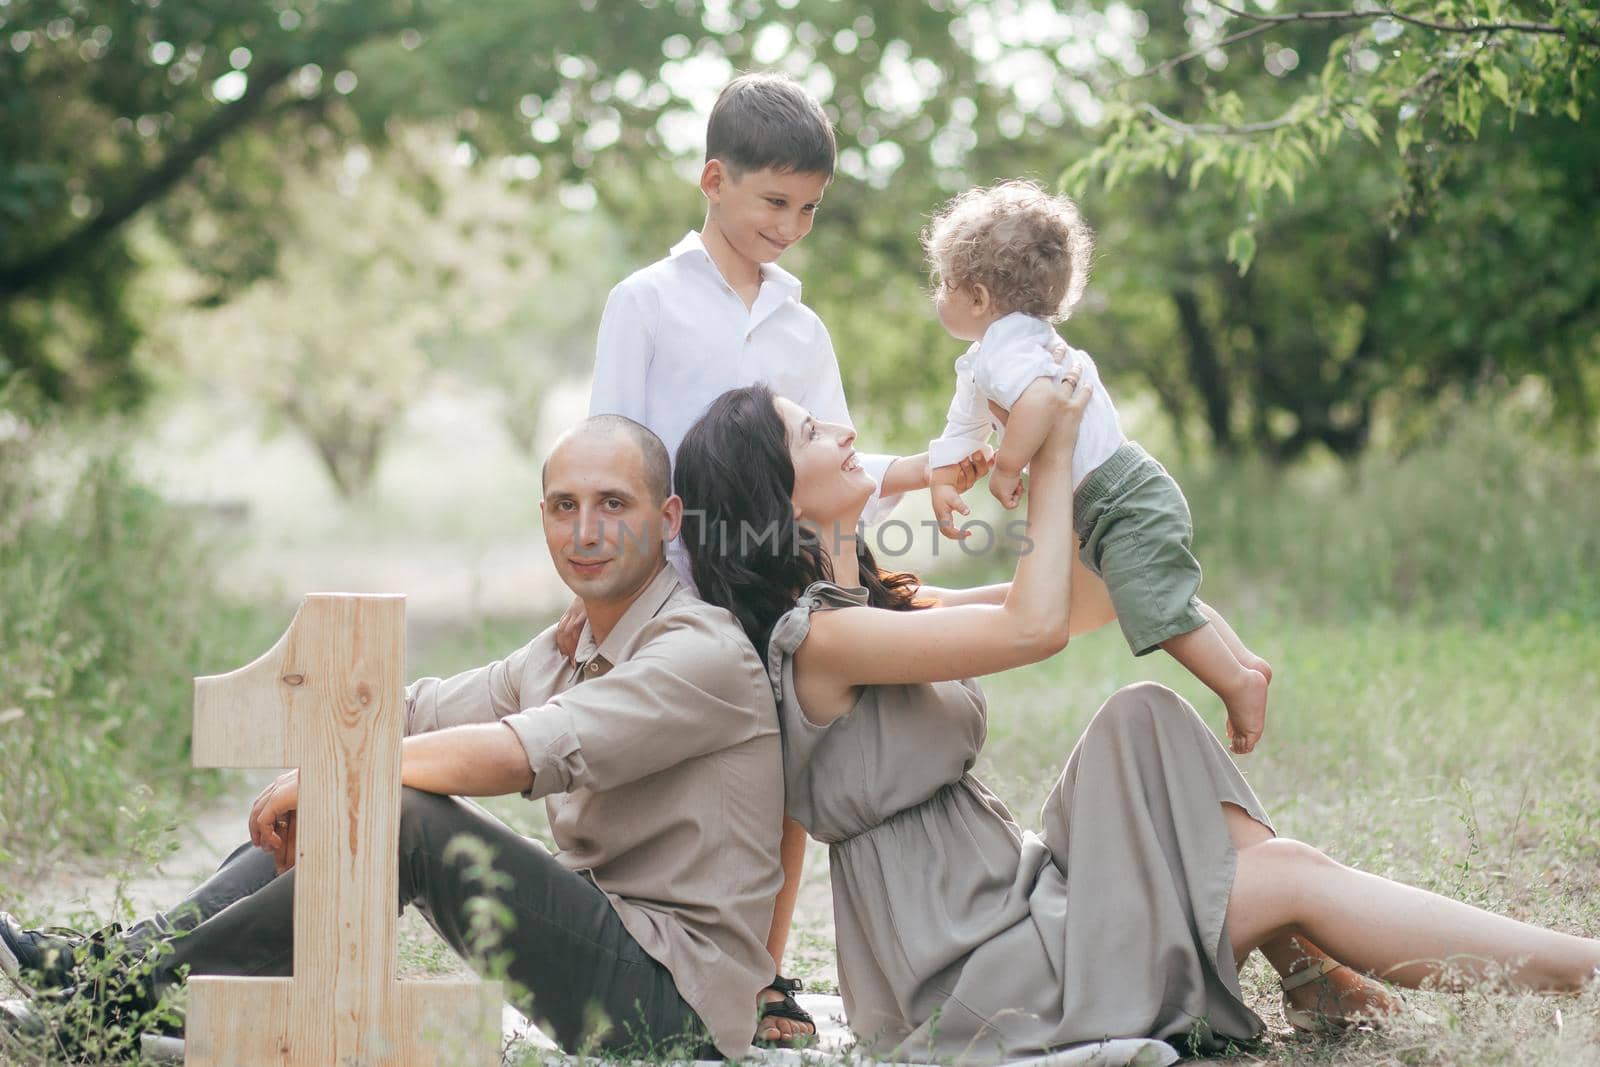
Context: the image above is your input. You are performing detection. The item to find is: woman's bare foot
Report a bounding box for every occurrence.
[1283,960,1400,1030]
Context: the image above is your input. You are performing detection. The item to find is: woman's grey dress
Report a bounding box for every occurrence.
[768,581,1275,1062]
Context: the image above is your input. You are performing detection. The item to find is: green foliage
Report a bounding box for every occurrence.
[0,0,711,407]
[151,140,624,497]
[0,419,276,864]
[5,0,1597,462]
[1181,399,1600,622]
[1071,2,1600,268]
[1055,4,1600,458]
[0,932,185,1064]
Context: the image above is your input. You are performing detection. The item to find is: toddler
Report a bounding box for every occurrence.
[924,180,1271,754]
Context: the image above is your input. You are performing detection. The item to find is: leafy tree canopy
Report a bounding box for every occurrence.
[3,0,1596,462]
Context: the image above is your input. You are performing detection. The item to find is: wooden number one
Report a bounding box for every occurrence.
[183,594,501,1067]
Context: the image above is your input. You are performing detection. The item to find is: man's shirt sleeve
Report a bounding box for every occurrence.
[588,280,658,420]
[500,613,772,800]
[403,638,539,736]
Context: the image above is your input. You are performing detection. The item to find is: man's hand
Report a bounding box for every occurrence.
[554,595,587,662]
[989,467,1024,510]
[929,464,971,541]
[249,770,301,874]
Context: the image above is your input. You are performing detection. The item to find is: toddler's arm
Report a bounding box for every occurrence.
[928,362,994,537]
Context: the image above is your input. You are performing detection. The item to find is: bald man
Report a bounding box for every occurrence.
[1,417,786,1060]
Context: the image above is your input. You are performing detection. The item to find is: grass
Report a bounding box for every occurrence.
[0,429,279,879]
[838,616,1599,1065]
[4,402,1598,1063]
[388,612,1600,1065]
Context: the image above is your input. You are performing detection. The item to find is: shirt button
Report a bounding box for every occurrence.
[586,661,601,674]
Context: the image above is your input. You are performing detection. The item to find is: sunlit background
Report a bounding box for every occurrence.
[6,0,1595,624]
[4,7,1600,1062]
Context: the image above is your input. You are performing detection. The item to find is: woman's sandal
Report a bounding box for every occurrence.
[1280,958,1358,1034]
[756,974,816,1047]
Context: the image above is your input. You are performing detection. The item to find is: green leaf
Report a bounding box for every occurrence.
[1226,227,1258,274]
[1396,121,1415,156]
[1483,64,1511,109]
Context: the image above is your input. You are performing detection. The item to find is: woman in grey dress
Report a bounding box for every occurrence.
[672,373,1600,1063]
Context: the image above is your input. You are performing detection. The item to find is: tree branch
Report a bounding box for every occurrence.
[0,19,422,300]
[0,62,294,299]
[1134,21,1280,81]
[1138,100,1319,137]
[1202,1,1600,49]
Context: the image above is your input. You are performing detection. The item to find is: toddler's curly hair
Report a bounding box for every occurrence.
[922,179,1095,321]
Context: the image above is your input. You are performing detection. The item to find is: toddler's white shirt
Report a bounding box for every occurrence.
[590,231,901,587]
[929,312,1125,490]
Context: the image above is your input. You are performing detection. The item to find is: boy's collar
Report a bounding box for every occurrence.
[670,230,802,297]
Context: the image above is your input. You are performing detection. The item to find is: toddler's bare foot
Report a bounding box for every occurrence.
[1244,654,1272,685]
[1221,667,1268,755]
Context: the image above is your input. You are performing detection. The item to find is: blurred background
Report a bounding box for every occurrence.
[2,0,1598,889]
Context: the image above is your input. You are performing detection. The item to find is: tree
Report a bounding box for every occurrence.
[155,138,599,497]
[0,0,711,408]
[1059,1,1600,457]
[1071,1,1600,271]
[7,0,1596,463]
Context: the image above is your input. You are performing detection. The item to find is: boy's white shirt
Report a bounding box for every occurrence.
[930,312,1125,490]
[589,230,902,588]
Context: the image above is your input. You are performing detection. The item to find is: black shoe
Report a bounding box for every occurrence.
[0,911,96,995]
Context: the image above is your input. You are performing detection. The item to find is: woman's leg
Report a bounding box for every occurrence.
[1226,831,1600,992]
[1222,804,1396,1020]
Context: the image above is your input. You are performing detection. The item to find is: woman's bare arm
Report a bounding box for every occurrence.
[917,558,1114,638]
[913,582,1009,608]
[1065,557,1116,636]
[795,373,1091,711]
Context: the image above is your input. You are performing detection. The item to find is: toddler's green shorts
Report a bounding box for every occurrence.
[1074,441,1207,656]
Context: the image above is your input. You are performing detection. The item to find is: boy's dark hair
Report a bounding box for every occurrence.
[706,72,836,178]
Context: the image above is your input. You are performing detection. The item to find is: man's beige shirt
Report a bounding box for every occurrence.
[404,565,784,1057]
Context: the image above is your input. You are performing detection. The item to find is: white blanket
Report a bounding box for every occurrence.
[7,994,1177,1065]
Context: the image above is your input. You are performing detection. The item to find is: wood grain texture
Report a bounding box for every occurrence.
[187,594,501,1066]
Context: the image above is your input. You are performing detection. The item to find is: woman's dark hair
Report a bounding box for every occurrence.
[674,385,925,653]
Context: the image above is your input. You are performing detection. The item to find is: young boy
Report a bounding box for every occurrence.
[586,72,935,592]
[576,71,972,1045]
[923,180,1272,756]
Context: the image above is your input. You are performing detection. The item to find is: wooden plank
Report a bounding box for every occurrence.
[186,594,501,1066]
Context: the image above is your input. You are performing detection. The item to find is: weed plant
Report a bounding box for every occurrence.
[0,425,276,874]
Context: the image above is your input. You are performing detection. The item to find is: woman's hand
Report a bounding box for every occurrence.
[249,770,301,874]
[1033,362,1092,470]
[554,595,588,662]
